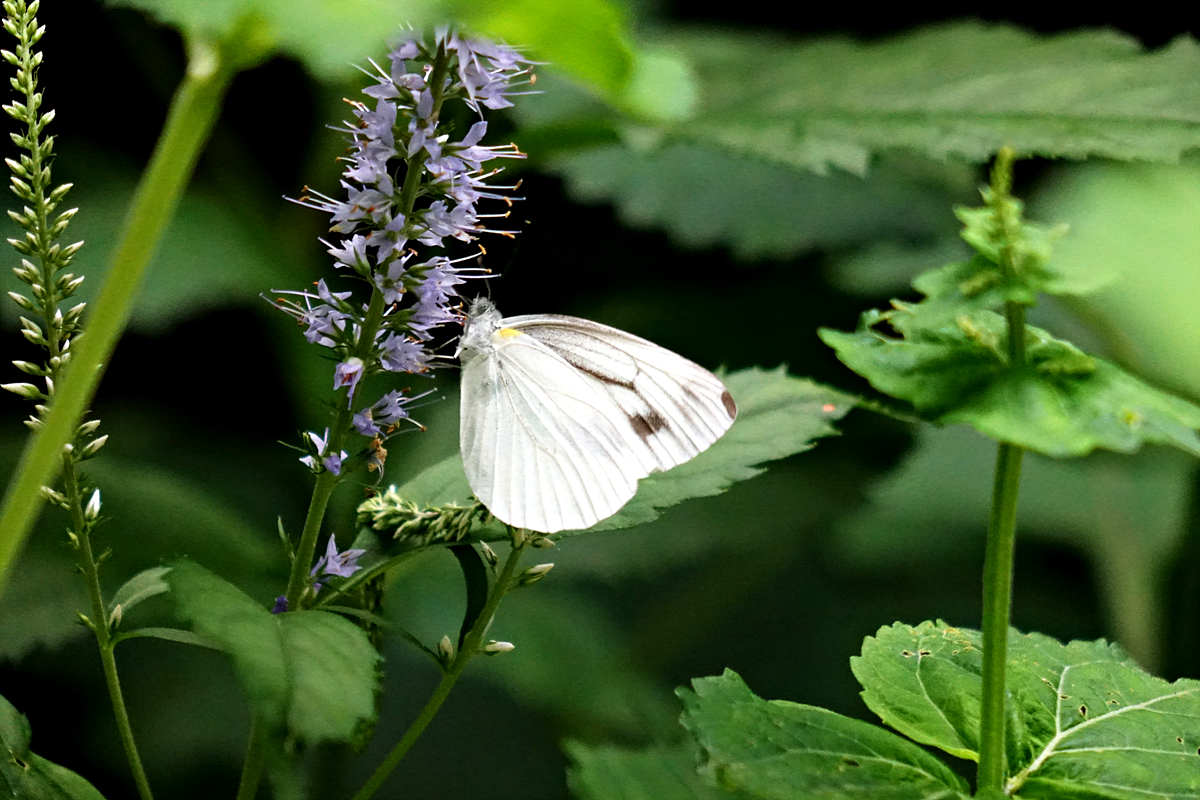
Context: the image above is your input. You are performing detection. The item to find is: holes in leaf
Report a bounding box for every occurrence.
[842,758,860,768]
[1079,705,1088,718]
[918,650,931,656]
[901,650,913,657]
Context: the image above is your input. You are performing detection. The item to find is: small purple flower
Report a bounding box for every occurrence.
[352,388,428,436]
[379,331,430,373]
[334,357,366,401]
[311,535,366,586]
[271,596,289,614]
[300,429,349,476]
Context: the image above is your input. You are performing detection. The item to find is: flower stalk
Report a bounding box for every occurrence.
[275,31,531,610]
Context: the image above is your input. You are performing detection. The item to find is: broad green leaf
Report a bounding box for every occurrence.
[679,670,970,800]
[373,367,853,537]
[0,694,106,800]
[852,622,1200,799]
[566,742,747,800]
[546,143,968,260]
[167,560,379,742]
[850,622,1006,763]
[821,309,1200,458]
[836,427,1196,671]
[669,24,1200,174]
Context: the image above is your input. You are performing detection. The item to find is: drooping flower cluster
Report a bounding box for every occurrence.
[274,31,532,476]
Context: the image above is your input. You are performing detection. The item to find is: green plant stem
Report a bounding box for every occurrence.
[62,463,154,800]
[350,536,529,800]
[977,438,1024,791]
[234,718,267,800]
[978,146,1027,793]
[0,36,236,595]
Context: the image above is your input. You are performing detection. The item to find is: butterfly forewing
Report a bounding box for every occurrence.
[460,328,649,532]
[459,300,737,534]
[508,315,737,471]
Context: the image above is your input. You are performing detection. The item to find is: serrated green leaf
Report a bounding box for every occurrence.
[0,694,106,800]
[547,143,968,260]
[384,367,853,537]
[668,24,1200,173]
[850,622,1004,763]
[108,566,172,621]
[852,622,1200,799]
[822,309,1200,458]
[167,560,379,742]
[566,742,747,800]
[678,670,970,800]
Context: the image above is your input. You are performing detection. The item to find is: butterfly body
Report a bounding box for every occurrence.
[458,298,736,533]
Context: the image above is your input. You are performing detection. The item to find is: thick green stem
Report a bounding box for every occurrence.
[0,37,236,594]
[350,537,529,800]
[977,440,1024,791]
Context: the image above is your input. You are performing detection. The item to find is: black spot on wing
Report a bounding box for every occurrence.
[630,409,668,440]
[721,390,737,419]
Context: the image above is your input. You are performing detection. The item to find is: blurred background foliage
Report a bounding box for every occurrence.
[1,1,1199,798]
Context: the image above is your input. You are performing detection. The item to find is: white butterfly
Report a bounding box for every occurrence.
[457,297,737,534]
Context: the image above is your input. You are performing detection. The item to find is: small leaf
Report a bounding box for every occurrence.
[115,627,223,650]
[167,560,380,742]
[0,694,107,800]
[107,565,172,621]
[822,309,1200,458]
[679,669,970,800]
[566,741,747,800]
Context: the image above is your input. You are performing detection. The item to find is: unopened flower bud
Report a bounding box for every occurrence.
[39,485,66,506]
[438,635,455,664]
[80,434,108,459]
[2,381,41,399]
[531,536,555,549]
[517,562,553,587]
[84,489,101,521]
[479,542,498,567]
[483,640,514,655]
[107,603,123,630]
